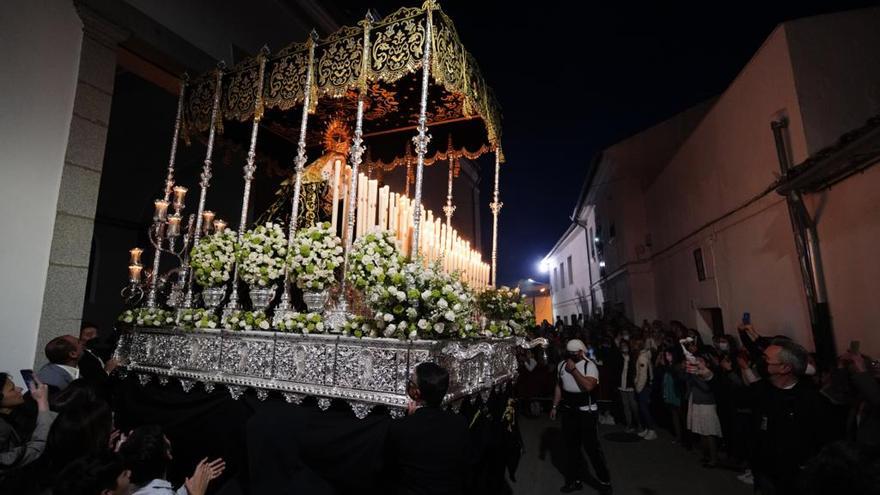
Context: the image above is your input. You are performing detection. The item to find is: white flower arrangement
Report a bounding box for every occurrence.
[274,311,324,334]
[190,229,237,288]
[364,259,474,340]
[342,315,377,338]
[346,229,404,291]
[236,222,288,287]
[475,286,533,337]
[117,308,176,328]
[288,222,343,292]
[223,310,271,331]
[176,308,219,330]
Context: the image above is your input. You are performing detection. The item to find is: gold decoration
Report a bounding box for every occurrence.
[323,118,352,155]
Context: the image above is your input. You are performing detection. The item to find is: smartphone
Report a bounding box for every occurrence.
[20,369,36,391]
[849,341,861,354]
[742,312,751,325]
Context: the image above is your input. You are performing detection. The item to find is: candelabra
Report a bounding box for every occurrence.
[147,188,196,308]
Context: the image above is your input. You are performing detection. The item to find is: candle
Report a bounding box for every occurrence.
[331,160,341,233]
[167,214,182,236]
[128,264,143,283]
[213,219,227,233]
[129,247,143,266]
[202,210,215,234]
[172,185,188,209]
[154,199,169,221]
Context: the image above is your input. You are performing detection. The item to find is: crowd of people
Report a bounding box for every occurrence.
[1,323,473,495]
[0,324,228,494]
[516,313,880,494]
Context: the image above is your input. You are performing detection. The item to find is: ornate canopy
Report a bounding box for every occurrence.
[182,1,502,168]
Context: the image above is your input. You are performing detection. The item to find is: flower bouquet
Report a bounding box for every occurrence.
[117,308,175,328]
[176,308,220,330]
[274,311,324,334]
[475,286,533,337]
[224,310,271,331]
[236,222,288,288]
[190,229,237,288]
[346,229,404,291]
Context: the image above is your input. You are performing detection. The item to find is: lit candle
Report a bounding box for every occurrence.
[331,159,341,233]
[213,219,227,233]
[202,210,215,234]
[128,264,143,283]
[167,214,182,236]
[129,247,143,266]
[154,199,169,221]
[172,186,188,208]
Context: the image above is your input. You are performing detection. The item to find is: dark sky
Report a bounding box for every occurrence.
[332,0,879,286]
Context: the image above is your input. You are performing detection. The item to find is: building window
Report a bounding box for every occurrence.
[694,248,707,281]
[553,266,559,290]
[563,315,568,325]
[567,255,574,285]
[559,263,566,288]
[609,222,616,240]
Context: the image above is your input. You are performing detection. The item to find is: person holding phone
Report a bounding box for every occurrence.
[0,371,57,472]
[551,339,612,494]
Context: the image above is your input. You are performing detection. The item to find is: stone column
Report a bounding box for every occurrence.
[34,6,127,366]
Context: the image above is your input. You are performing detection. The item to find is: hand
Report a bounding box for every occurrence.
[204,458,225,480]
[564,359,577,373]
[550,407,557,421]
[406,400,420,415]
[184,458,214,495]
[105,358,120,374]
[29,377,49,412]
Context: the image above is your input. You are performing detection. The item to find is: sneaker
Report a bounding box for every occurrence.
[560,480,583,493]
[737,470,754,485]
[637,429,649,438]
[643,430,658,440]
[604,414,616,425]
[624,427,635,433]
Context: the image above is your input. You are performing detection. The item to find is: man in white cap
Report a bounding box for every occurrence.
[551,338,612,494]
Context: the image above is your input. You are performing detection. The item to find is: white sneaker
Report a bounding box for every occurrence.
[637,429,648,437]
[737,470,754,485]
[643,430,657,440]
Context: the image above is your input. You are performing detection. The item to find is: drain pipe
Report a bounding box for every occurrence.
[771,119,834,362]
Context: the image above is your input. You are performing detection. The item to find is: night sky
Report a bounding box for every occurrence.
[332,0,879,286]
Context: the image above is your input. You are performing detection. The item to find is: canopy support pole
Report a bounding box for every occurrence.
[490,146,503,287]
[410,5,434,259]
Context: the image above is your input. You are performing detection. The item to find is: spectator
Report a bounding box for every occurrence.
[686,357,723,468]
[800,441,880,495]
[0,372,56,473]
[824,349,880,448]
[658,350,685,444]
[617,341,640,433]
[54,450,132,495]
[632,338,657,440]
[37,335,83,393]
[750,338,827,495]
[45,391,113,475]
[386,362,469,495]
[78,323,119,397]
[120,425,225,495]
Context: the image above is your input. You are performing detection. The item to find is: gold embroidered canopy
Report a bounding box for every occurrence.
[183,1,503,166]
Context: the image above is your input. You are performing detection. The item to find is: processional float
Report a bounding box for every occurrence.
[115,1,545,418]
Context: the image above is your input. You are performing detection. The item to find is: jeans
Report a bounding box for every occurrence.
[561,406,611,485]
[619,389,639,429]
[636,385,656,430]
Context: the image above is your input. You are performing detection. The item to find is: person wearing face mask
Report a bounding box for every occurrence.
[551,339,612,494]
[617,340,640,434]
[749,339,827,495]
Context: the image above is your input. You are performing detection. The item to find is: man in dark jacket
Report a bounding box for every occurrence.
[751,339,827,495]
[386,362,469,495]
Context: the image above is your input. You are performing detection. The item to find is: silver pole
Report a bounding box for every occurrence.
[489,147,503,287]
[224,49,270,318]
[146,74,187,308]
[409,8,434,259]
[182,64,225,309]
[275,31,319,321]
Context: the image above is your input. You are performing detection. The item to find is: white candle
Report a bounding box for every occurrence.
[172,186,188,209]
[202,210,215,234]
[129,247,143,266]
[154,199,169,222]
[367,179,378,232]
[331,159,341,233]
[129,264,143,283]
[167,214,181,236]
[378,186,389,230]
[213,219,227,233]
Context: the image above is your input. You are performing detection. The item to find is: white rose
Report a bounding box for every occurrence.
[438,299,448,309]
[383,324,397,337]
[421,290,432,301]
[259,320,270,330]
[417,319,428,329]
[434,322,445,333]
[444,310,456,321]
[383,313,394,322]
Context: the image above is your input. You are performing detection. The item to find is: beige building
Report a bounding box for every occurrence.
[548,7,880,358]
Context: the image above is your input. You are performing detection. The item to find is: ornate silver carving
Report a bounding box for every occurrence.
[227,385,246,400]
[409,12,434,258]
[389,407,406,419]
[248,287,276,311]
[350,401,374,419]
[137,373,152,386]
[116,328,518,417]
[158,375,169,386]
[180,379,195,393]
[283,392,304,404]
[256,389,269,401]
[202,287,226,309]
[302,291,328,313]
[318,397,332,411]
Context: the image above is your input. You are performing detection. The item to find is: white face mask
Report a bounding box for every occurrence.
[805,363,816,376]
[718,342,730,352]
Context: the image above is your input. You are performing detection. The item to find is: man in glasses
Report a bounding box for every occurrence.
[750,338,826,495]
[387,362,469,495]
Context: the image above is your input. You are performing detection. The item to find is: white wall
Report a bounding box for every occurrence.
[545,225,591,323]
[0,0,82,381]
